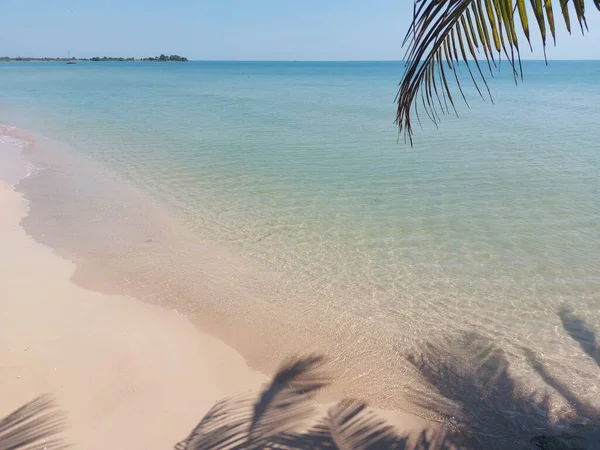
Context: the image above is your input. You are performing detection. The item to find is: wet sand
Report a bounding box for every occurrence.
[0,177,271,447]
[0,140,430,448]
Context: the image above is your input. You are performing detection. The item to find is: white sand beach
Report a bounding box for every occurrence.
[0,176,270,448]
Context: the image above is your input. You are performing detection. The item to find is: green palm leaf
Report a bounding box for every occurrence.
[397,0,598,144]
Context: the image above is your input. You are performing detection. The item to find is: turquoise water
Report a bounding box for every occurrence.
[1,61,599,412]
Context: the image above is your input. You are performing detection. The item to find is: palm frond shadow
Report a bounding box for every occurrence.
[406,329,600,449]
[0,394,66,450]
[271,399,470,450]
[175,355,465,450]
[177,307,600,449]
[175,355,329,450]
[559,306,600,368]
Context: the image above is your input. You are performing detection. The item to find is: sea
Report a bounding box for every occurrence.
[1,61,599,421]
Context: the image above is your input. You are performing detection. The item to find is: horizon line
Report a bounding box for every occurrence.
[3,57,600,63]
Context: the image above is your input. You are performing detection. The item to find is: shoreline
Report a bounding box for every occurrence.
[0,173,268,447]
[6,124,438,412]
[2,56,599,446]
[3,117,599,417]
[0,136,431,447]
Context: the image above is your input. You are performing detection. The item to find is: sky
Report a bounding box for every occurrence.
[1,0,599,60]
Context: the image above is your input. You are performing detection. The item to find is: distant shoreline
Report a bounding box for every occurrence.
[0,54,188,62]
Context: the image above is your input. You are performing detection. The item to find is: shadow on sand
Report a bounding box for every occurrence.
[0,394,65,450]
[559,307,600,369]
[175,355,467,450]
[3,308,599,449]
[177,308,600,450]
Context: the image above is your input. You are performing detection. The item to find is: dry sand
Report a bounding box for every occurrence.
[0,155,431,448]
[0,178,269,448]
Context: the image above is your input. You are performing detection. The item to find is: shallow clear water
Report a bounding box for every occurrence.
[1,61,599,414]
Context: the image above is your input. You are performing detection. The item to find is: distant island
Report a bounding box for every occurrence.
[140,54,188,62]
[0,54,188,62]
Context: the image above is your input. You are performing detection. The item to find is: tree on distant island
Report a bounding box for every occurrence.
[142,54,188,62]
[396,0,600,143]
[0,56,74,62]
[83,57,135,62]
[0,55,188,62]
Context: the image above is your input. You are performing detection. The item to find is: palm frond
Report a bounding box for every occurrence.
[397,0,597,144]
[0,395,66,450]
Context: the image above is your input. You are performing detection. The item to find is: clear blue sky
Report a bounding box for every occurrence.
[1,0,599,60]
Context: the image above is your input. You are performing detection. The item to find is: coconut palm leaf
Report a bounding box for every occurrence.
[397,0,600,144]
[0,395,65,450]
